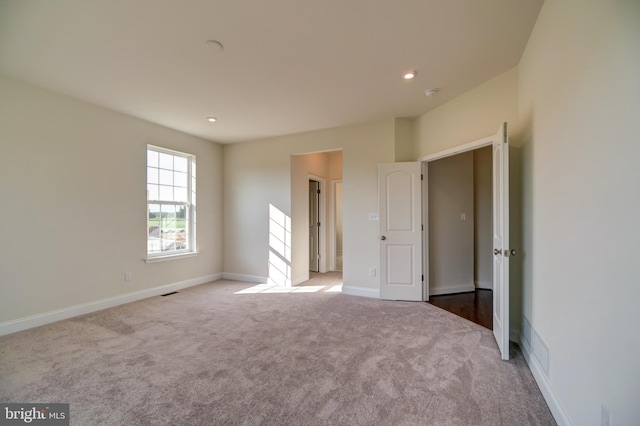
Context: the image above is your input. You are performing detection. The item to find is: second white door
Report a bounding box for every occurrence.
[379,162,423,301]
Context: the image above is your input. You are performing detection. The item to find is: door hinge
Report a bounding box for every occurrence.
[503,122,508,144]
[421,224,424,231]
[317,189,321,194]
[317,222,321,227]
[421,274,424,281]
[421,174,424,181]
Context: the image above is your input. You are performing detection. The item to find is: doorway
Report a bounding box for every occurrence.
[309,179,320,272]
[291,149,343,283]
[425,146,493,329]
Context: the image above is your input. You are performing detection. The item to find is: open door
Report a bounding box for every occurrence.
[415,123,510,359]
[492,122,510,360]
[379,162,422,301]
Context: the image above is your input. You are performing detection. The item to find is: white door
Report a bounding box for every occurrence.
[379,162,422,301]
[492,122,510,360]
[309,180,320,272]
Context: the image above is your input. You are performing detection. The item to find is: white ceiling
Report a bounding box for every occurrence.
[0,0,543,144]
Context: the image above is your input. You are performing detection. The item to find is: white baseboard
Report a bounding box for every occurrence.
[341,285,380,299]
[429,284,475,296]
[221,272,267,284]
[474,280,492,290]
[0,273,222,337]
[518,331,573,426]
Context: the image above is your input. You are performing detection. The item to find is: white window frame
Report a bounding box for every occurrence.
[145,145,197,262]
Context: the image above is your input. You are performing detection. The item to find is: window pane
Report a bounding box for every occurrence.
[147,201,190,253]
[147,150,158,168]
[176,205,188,250]
[160,203,176,252]
[147,167,159,184]
[174,187,188,202]
[159,169,173,186]
[159,185,173,201]
[174,171,187,187]
[174,156,188,172]
[148,204,161,253]
[159,152,173,170]
[147,184,159,200]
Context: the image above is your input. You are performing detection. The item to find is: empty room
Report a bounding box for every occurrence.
[1,1,638,425]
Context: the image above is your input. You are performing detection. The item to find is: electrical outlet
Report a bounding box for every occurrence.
[124,272,132,282]
[369,268,376,277]
[601,404,612,426]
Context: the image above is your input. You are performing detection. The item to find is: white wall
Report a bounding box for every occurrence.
[414,67,520,158]
[394,118,414,162]
[428,152,475,295]
[473,146,493,289]
[0,75,223,327]
[518,1,640,424]
[222,119,395,295]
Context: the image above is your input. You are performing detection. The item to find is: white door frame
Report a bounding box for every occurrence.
[308,174,327,273]
[418,134,494,302]
[421,161,430,301]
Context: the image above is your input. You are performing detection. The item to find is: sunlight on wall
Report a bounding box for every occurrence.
[268,204,292,286]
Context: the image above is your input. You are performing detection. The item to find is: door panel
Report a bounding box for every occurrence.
[386,173,413,231]
[387,245,414,284]
[492,122,510,360]
[379,162,422,301]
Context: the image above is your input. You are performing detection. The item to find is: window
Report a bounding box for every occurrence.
[146,145,196,260]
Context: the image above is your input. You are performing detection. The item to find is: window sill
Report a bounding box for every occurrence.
[144,252,199,263]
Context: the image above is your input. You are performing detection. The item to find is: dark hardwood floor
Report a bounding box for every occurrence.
[428,289,493,330]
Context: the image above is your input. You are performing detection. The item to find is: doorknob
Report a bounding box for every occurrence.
[380,236,386,240]
[494,248,502,256]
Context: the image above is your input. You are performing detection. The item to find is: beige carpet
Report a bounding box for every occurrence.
[0,273,555,425]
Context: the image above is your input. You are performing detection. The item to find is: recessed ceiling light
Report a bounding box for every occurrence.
[206,117,217,122]
[403,70,417,80]
[425,88,439,97]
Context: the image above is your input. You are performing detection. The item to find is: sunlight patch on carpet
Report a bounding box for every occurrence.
[234,284,339,295]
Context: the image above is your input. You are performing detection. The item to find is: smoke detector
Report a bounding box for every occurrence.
[425,88,439,97]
